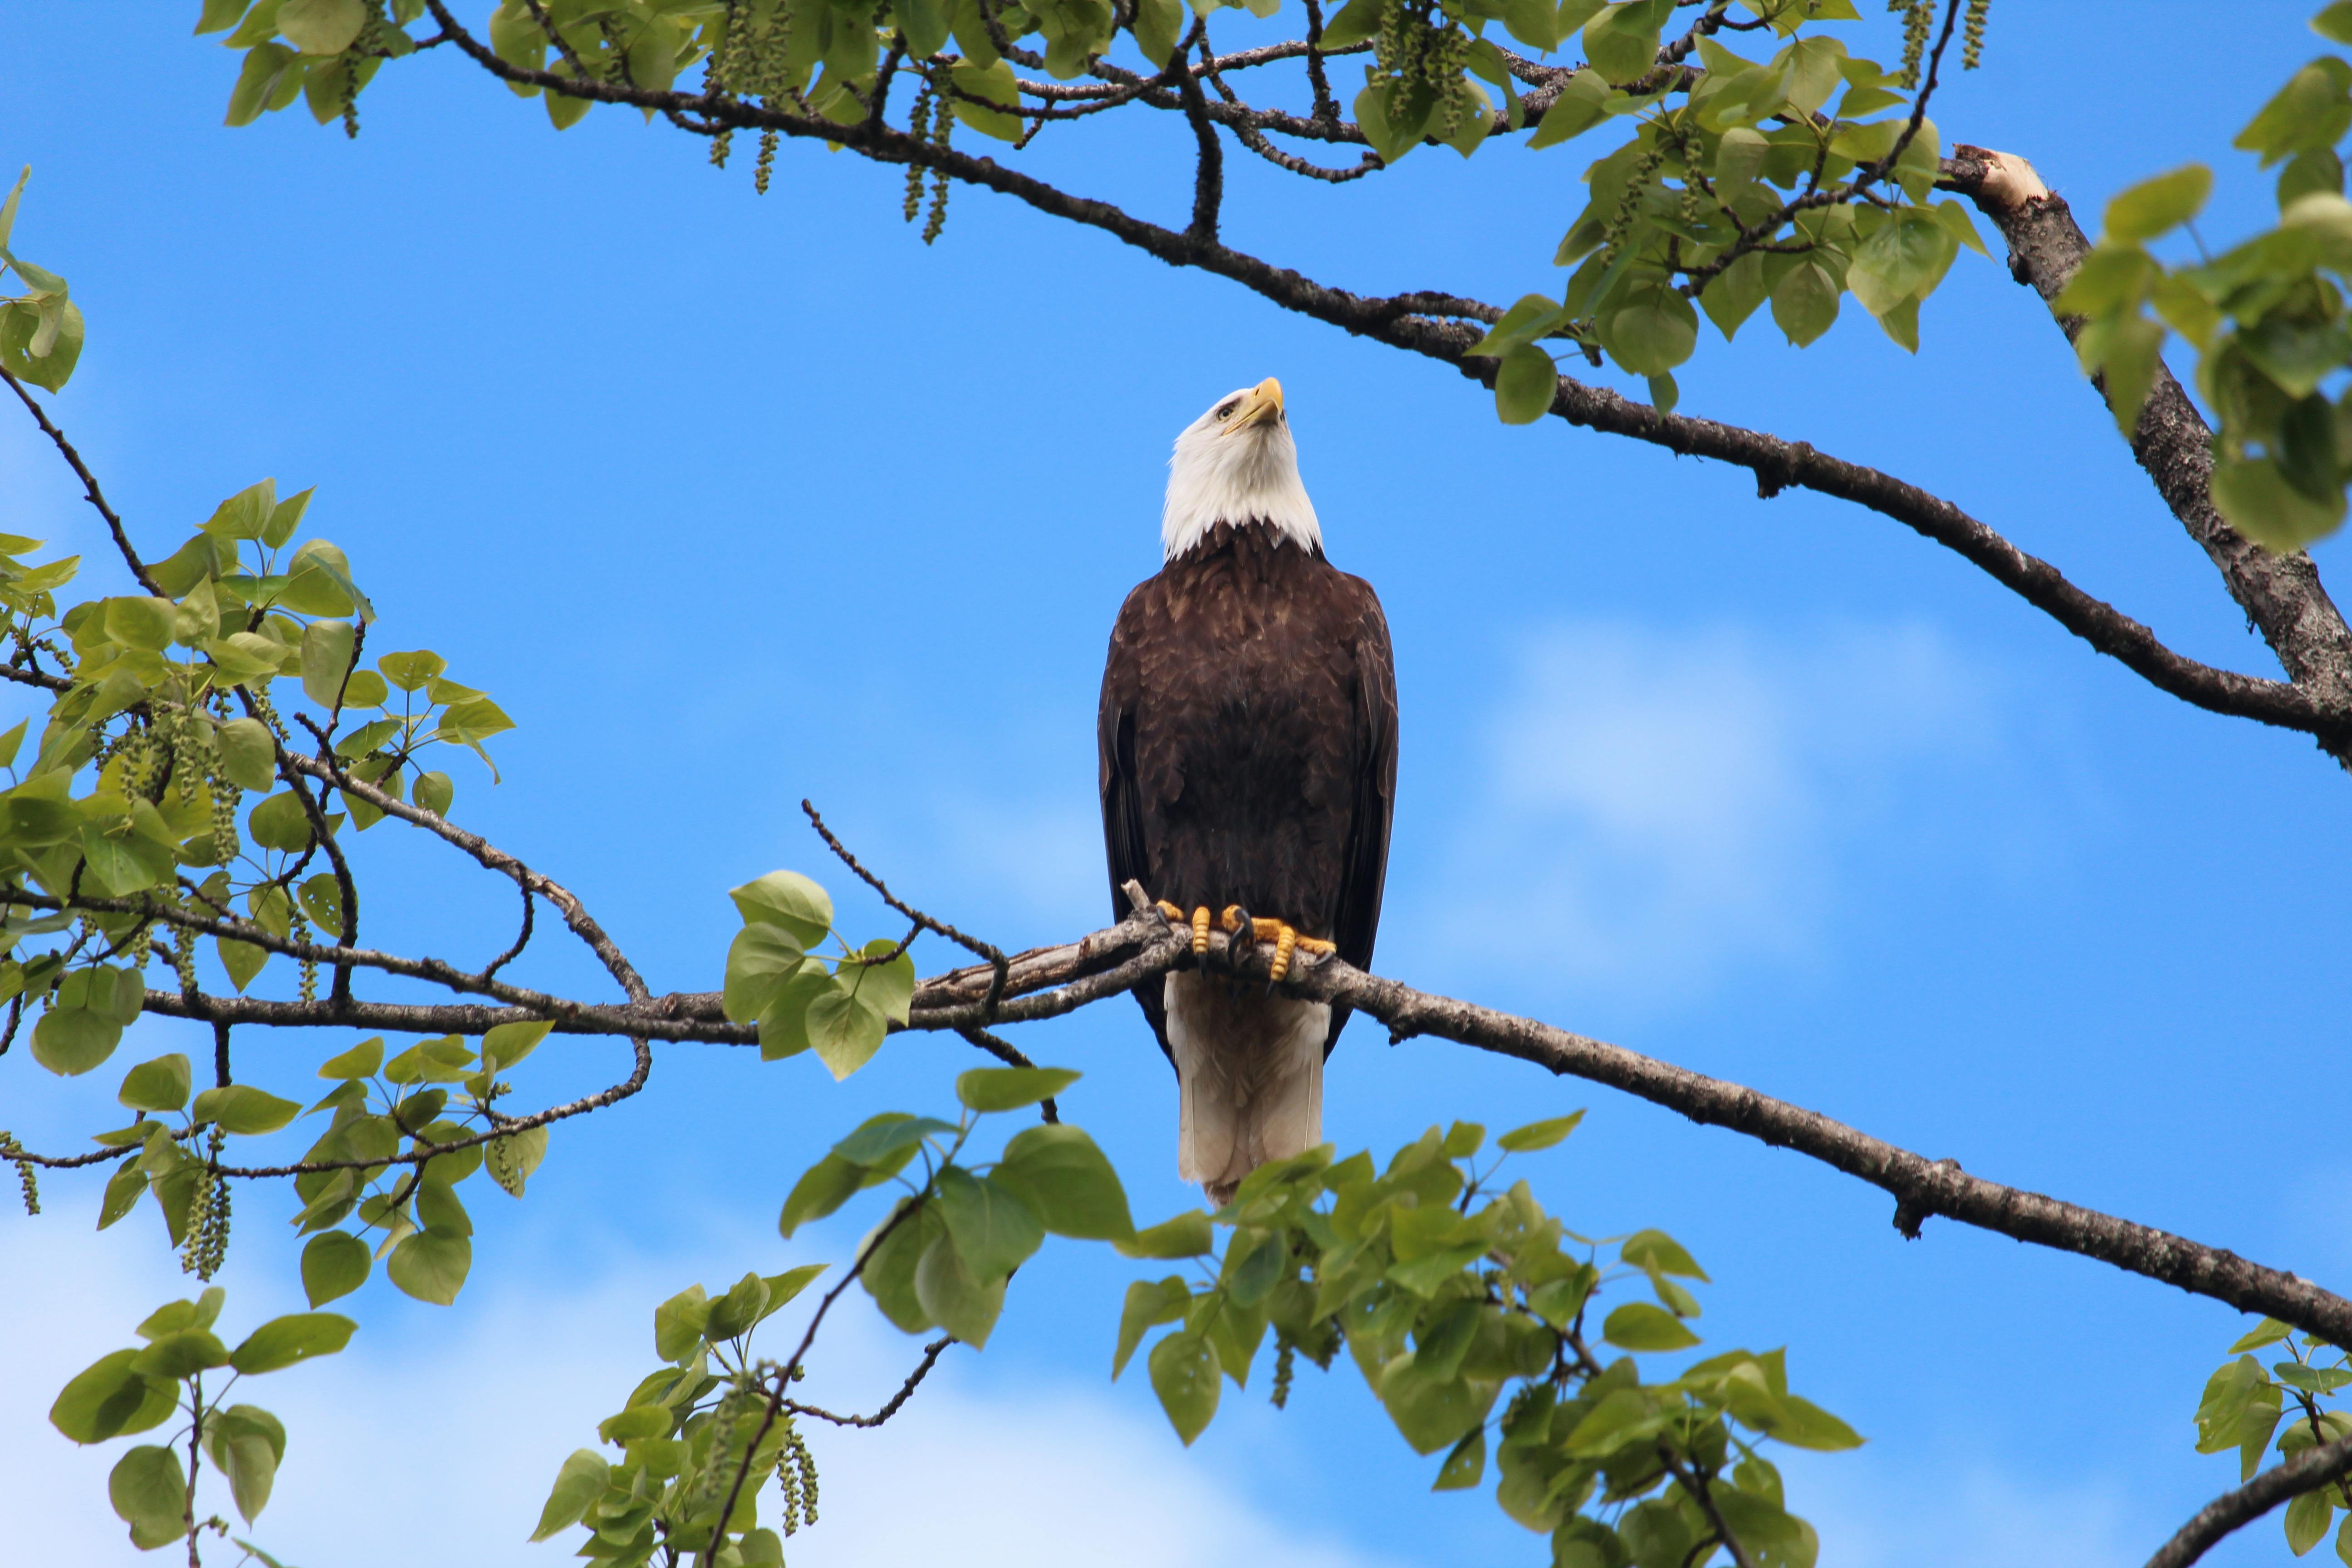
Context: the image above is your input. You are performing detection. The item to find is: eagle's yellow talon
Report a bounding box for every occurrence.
[1156,900,1187,922]
[1269,924,1298,982]
[1295,935,1336,954]
[1220,905,1247,933]
[1191,906,1212,955]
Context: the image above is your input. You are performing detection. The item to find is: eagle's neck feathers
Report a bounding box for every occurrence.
[1162,416,1322,562]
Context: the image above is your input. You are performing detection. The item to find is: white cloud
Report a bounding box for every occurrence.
[0,1216,1387,1568]
[1436,619,1994,1001]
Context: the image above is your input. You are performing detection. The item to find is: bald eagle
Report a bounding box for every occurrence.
[1098,378,1398,1204]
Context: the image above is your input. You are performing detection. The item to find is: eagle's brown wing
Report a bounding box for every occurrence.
[1322,569,1397,1058]
[1099,581,1172,1060]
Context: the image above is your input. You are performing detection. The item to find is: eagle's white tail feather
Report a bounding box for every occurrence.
[1165,972,1328,1203]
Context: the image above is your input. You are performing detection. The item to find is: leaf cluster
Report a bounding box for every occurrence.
[1110,1113,1855,1567]
[2194,1316,2352,1560]
[2060,3,2352,552]
[48,1284,352,1554]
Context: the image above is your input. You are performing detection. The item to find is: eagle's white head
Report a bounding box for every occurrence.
[1162,377,1322,562]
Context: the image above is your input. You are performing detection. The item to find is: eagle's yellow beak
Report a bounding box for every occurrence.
[1237,377,1285,429]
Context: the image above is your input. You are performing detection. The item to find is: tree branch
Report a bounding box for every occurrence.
[1938,145,2352,766]
[2144,1431,2352,1568]
[0,365,164,596]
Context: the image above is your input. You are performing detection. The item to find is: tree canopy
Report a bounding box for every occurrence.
[7,3,2352,1567]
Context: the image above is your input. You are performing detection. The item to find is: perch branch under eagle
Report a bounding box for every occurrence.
[1098,377,1398,1204]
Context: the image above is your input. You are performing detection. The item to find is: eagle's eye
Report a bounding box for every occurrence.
[1215,401,1238,421]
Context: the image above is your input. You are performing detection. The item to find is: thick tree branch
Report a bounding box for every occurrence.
[1263,943,2352,1349]
[2144,1431,2352,1568]
[1939,145,2352,765]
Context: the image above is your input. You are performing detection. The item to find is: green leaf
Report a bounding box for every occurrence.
[131,1328,232,1379]
[2289,1490,2336,1556]
[1114,1276,1191,1377]
[1318,0,1383,49]
[229,1311,355,1374]
[950,59,1024,141]
[1148,1331,1221,1444]
[2238,58,2352,167]
[913,1229,1007,1346]
[859,1199,940,1333]
[936,1166,1046,1279]
[1376,1349,1498,1453]
[1469,293,1567,357]
[730,869,833,946]
[214,932,268,994]
[1598,281,1697,375]
[136,1289,225,1343]
[1755,1392,1864,1450]
[279,0,366,53]
[31,996,123,1076]
[1498,1111,1584,1152]
[299,618,358,708]
[955,1065,1080,1112]
[723,922,807,1023]
[1115,1210,1215,1258]
[211,717,277,794]
[2231,1318,2296,1354]
[483,1124,547,1198]
[374,649,444,692]
[99,1161,150,1230]
[994,1122,1135,1240]
[481,1018,550,1073]
[1769,259,1841,346]
[110,1444,191,1550]
[1619,1229,1709,1280]
[2078,310,2166,435]
[530,1449,611,1543]
[118,1053,192,1113]
[1434,1426,1487,1490]
[780,1154,865,1239]
[2214,454,2347,551]
[316,1036,382,1080]
[386,1227,471,1305]
[1133,0,1182,65]
[0,298,83,392]
[299,1231,369,1307]
[192,1083,303,1136]
[1495,343,1559,424]
[1583,0,1669,83]
[2106,163,2213,242]
[1602,1301,1700,1351]
[408,769,452,817]
[757,1263,827,1325]
[105,596,180,653]
[50,1349,176,1443]
[204,1404,285,1524]
[834,1113,956,1167]
[653,1283,711,1362]
[703,1272,771,1341]
[808,985,889,1080]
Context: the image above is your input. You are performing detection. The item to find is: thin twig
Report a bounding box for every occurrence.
[784,1335,955,1427]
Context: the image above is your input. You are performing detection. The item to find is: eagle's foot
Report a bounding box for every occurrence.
[1190,905,1213,956]
[1215,907,1335,983]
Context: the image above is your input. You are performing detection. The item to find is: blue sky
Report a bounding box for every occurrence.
[2,4,2348,1565]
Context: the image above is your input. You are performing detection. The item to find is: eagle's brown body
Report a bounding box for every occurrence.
[1098,519,1397,1197]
